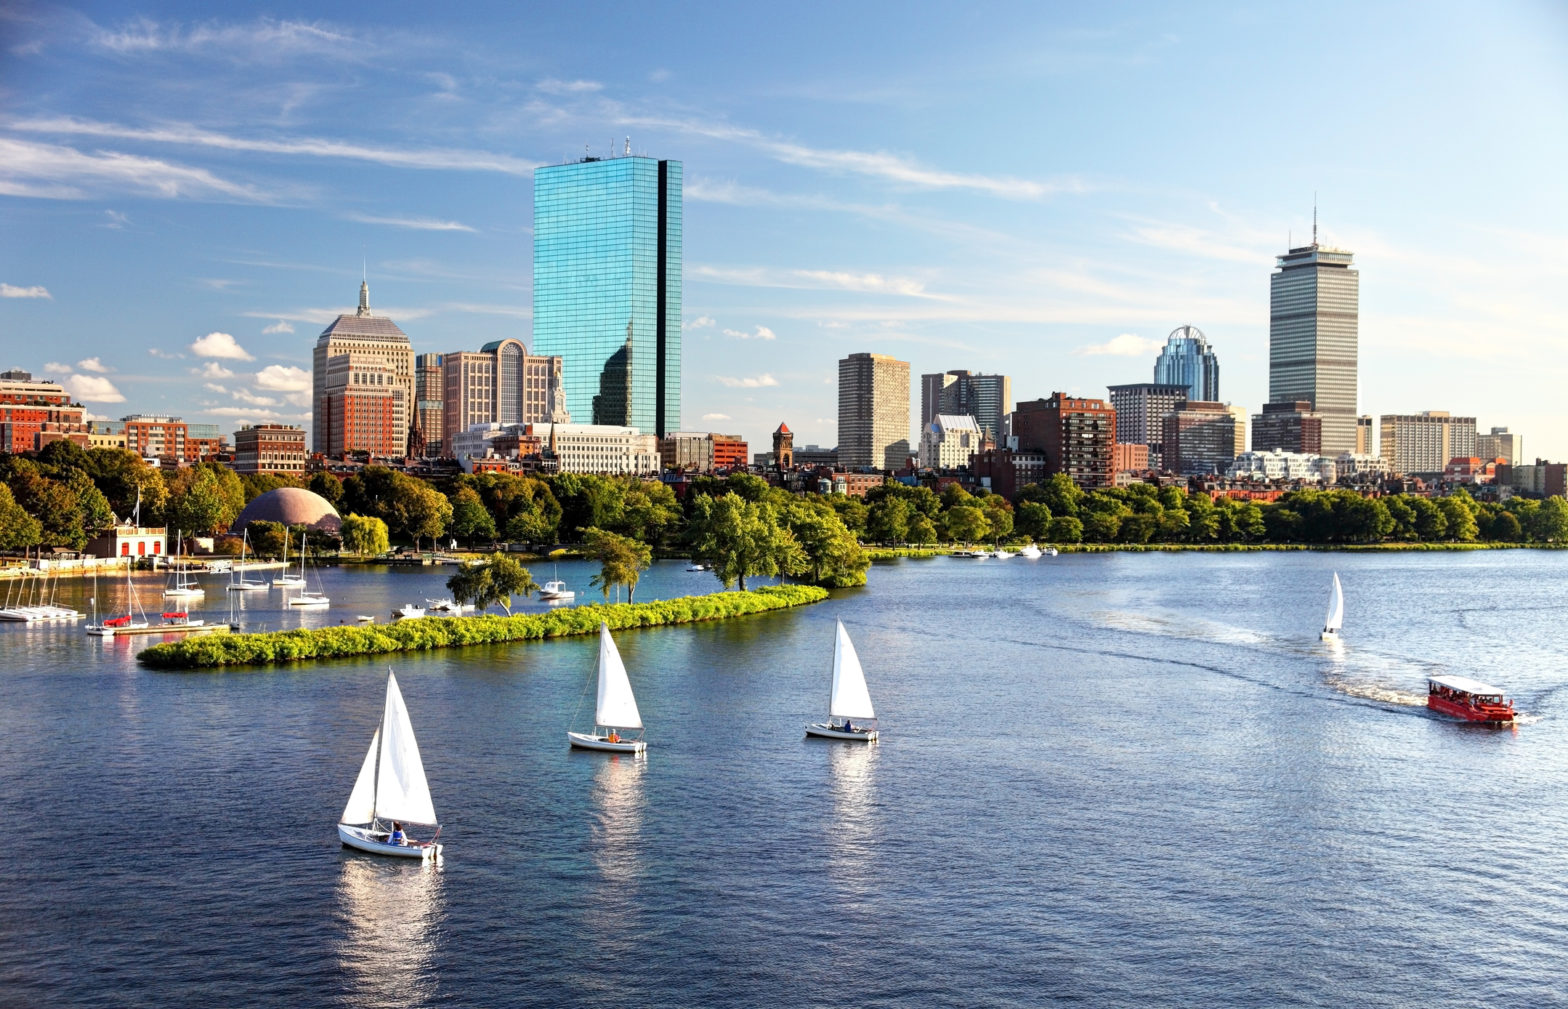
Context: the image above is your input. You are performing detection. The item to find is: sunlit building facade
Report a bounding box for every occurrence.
[1153,326,1220,402]
[533,153,681,436]
[1269,242,1359,456]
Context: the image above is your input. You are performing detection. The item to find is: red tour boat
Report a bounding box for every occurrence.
[1427,675,1515,725]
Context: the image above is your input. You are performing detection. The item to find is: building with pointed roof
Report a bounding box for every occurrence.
[772,422,794,471]
[312,280,414,456]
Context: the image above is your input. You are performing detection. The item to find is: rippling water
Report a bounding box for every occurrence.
[3,552,1567,1006]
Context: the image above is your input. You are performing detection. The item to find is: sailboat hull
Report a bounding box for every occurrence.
[1320,629,1340,641]
[337,824,441,859]
[805,723,878,742]
[567,731,646,753]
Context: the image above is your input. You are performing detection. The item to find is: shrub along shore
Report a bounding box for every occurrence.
[137,585,829,671]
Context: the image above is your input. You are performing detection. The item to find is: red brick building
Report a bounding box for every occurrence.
[1011,393,1116,489]
[0,369,88,453]
[233,424,308,475]
[123,415,188,461]
[1112,443,1149,472]
[970,447,1048,499]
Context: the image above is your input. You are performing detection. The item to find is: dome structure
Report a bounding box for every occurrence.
[231,487,342,536]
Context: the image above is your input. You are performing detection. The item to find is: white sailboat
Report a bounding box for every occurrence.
[567,624,647,754]
[227,530,266,591]
[287,531,330,607]
[1320,571,1345,641]
[272,530,306,588]
[163,532,205,599]
[806,620,879,741]
[337,670,443,860]
[86,562,150,636]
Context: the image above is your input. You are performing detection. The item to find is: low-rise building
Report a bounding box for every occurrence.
[1253,400,1322,455]
[0,369,88,452]
[970,447,1048,499]
[454,422,658,475]
[660,431,749,473]
[233,424,307,475]
[122,414,187,461]
[88,420,127,451]
[186,423,228,461]
[1228,448,1336,484]
[84,524,167,560]
[1497,459,1567,498]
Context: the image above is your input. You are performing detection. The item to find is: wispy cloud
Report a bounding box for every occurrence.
[341,212,477,232]
[62,374,125,402]
[1075,333,1165,357]
[722,325,776,341]
[537,78,603,94]
[148,348,184,359]
[0,137,277,202]
[101,210,129,229]
[189,331,254,360]
[202,406,282,418]
[9,117,538,175]
[230,388,278,405]
[76,356,110,373]
[261,320,294,334]
[682,315,715,331]
[42,362,71,374]
[254,365,309,393]
[87,15,352,59]
[691,264,951,301]
[717,374,779,388]
[701,412,731,421]
[195,361,235,379]
[0,283,52,299]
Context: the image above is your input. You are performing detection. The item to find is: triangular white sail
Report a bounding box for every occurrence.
[1324,572,1344,633]
[829,620,876,720]
[375,672,438,825]
[341,728,380,824]
[594,623,643,729]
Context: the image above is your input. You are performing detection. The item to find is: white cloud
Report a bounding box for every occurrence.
[722,326,777,341]
[147,348,184,359]
[794,270,935,298]
[62,374,125,402]
[254,364,310,392]
[261,320,294,335]
[690,264,948,300]
[87,16,352,58]
[189,331,254,360]
[231,388,278,405]
[701,413,731,421]
[102,210,129,229]
[202,406,281,418]
[717,374,780,388]
[537,78,603,94]
[1,283,52,299]
[195,361,235,379]
[1075,333,1165,357]
[0,137,277,203]
[204,382,228,393]
[42,362,71,374]
[341,212,476,232]
[76,357,110,373]
[682,315,715,331]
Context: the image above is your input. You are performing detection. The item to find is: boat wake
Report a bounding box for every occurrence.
[1324,679,1425,707]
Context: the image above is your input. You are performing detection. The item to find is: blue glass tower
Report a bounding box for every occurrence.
[1152,325,1220,402]
[533,154,681,435]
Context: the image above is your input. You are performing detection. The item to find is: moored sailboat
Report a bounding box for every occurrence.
[287,531,330,607]
[567,623,647,754]
[1321,572,1345,641]
[806,620,879,742]
[337,670,443,860]
[272,531,306,588]
[163,532,205,600]
[227,531,267,592]
[86,563,151,636]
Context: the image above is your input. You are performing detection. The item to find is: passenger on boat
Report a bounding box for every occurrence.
[390,822,405,846]
[843,720,854,733]
[607,731,620,743]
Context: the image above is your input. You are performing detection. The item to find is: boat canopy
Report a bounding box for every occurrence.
[1428,674,1505,697]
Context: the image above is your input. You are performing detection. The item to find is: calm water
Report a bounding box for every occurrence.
[3,552,1567,1007]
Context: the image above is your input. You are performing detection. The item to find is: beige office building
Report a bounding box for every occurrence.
[1477,426,1523,464]
[1379,411,1478,475]
[441,339,566,457]
[839,352,910,471]
[313,281,414,455]
[1269,240,1359,456]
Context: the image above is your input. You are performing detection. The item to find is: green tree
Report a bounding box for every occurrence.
[907,512,939,544]
[1436,496,1478,542]
[618,479,682,546]
[388,475,453,550]
[549,473,626,538]
[169,467,232,536]
[1528,496,1568,543]
[1036,474,1085,518]
[1184,492,1220,542]
[246,520,288,559]
[341,513,390,556]
[783,499,868,588]
[7,468,84,549]
[445,552,539,615]
[865,495,911,544]
[687,491,800,591]
[309,471,344,508]
[943,504,990,544]
[583,526,655,602]
[1485,509,1523,542]
[1081,508,1123,543]
[827,495,869,537]
[67,470,114,535]
[0,484,43,550]
[1046,515,1083,544]
[982,495,1014,544]
[1015,501,1052,541]
[448,486,497,546]
[1408,497,1447,541]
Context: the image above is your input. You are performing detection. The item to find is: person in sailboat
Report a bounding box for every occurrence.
[389,821,406,846]
[843,719,855,733]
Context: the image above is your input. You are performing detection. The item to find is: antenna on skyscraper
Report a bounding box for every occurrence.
[625,136,631,156]
[1312,193,1318,247]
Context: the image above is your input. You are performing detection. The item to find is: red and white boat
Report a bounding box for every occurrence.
[1427,675,1516,725]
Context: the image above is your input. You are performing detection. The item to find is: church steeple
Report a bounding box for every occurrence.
[357,279,371,318]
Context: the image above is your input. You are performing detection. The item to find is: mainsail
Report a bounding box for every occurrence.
[341,728,380,825]
[594,624,643,729]
[374,672,438,825]
[1324,572,1345,633]
[828,620,876,720]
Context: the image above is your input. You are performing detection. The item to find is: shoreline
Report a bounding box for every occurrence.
[864,542,1558,560]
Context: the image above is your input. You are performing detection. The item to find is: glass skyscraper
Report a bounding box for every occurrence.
[533,154,681,436]
[1152,325,1220,402]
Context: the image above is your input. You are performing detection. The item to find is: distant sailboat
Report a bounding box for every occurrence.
[273,530,306,588]
[337,670,443,860]
[87,562,150,637]
[163,532,205,599]
[567,624,647,754]
[227,530,266,592]
[806,620,879,741]
[287,531,330,607]
[1321,572,1345,641]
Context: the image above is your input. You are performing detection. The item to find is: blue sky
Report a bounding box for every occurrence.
[2,1,1566,458]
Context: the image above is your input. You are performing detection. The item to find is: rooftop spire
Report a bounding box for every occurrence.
[357,278,371,318]
[1312,193,1318,248]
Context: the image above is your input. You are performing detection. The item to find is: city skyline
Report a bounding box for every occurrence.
[1,3,1565,458]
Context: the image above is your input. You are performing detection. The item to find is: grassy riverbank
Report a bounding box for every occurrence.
[863,542,1550,559]
[137,584,829,671]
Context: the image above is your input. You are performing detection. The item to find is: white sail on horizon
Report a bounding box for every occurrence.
[1324,572,1345,633]
[341,727,380,825]
[374,672,438,825]
[829,620,876,720]
[595,623,643,729]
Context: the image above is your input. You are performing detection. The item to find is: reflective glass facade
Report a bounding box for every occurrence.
[1152,325,1220,402]
[533,156,681,436]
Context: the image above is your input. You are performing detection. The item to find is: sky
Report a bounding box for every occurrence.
[2,1,1566,458]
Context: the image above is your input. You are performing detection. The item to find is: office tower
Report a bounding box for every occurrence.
[1162,401,1238,476]
[414,353,444,457]
[838,352,910,470]
[1477,426,1523,464]
[440,340,566,456]
[1379,412,1478,475]
[319,353,405,457]
[1252,401,1323,455]
[1356,415,1374,456]
[313,281,414,454]
[1226,405,1248,459]
[185,423,226,461]
[1012,393,1116,489]
[1152,325,1220,402]
[533,151,681,436]
[1269,229,1358,456]
[920,370,1012,439]
[1107,383,1188,470]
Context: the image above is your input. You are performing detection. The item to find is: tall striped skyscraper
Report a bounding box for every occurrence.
[1268,231,1359,457]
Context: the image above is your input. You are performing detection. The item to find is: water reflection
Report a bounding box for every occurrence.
[587,754,646,891]
[825,742,879,898]
[335,856,445,1008]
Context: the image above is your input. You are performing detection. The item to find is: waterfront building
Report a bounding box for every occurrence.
[1106,382,1187,471]
[313,281,414,455]
[0,369,88,453]
[838,352,910,471]
[319,353,405,458]
[1356,414,1375,456]
[1012,393,1116,489]
[1477,427,1523,465]
[122,415,187,462]
[84,524,166,560]
[919,413,981,470]
[233,423,307,475]
[440,340,566,456]
[1152,326,1220,401]
[87,420,126,451]
[414,353,444,457]
[1252,400,1323,455]
[231,487,342,535]
[660,431,748,472]
[453,422,659,476]
[1162,401,1238,476]
[533,152,681,436]
[1268,233,1359,456]
[1379,412,1478,475]
[186,423,226,461]
[1228,448,1336,484]
[919,370,1011,440]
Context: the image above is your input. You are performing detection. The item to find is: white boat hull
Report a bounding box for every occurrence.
[164,588,205,598]
[337,824,441,860]
[227,583,267,592]
[290,595,330,607]
[273,577,306,588]
[567,731,646,754]
[1321,629,1339,641]
[805,722,878,742]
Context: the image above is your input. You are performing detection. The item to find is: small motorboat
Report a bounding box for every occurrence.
[393,604,426,620]
[991,549,1015,559]
[1320,572,1344,641]
[685,562,708,572]
[424,598,473,615]
[806,620,880,742]
[337,670,443,860]
[1018,544,1042,559]
[950,549,986,559]
[567,624,647,754]
[1427,675,1515,725]
[539,579,575,602]
[357,615,376,623]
